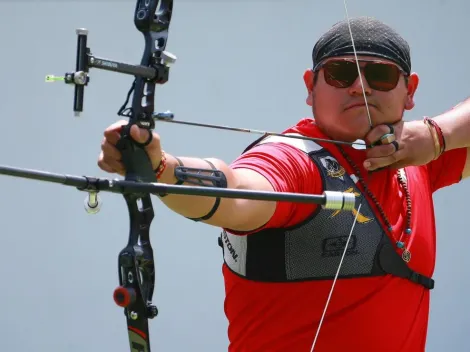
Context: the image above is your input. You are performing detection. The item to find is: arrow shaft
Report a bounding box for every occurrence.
[153,113,366,148]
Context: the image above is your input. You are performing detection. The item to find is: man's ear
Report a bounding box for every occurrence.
[303,69,314,106]
[404,73,419,110]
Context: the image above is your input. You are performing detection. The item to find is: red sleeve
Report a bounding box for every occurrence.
[229,142,322,231]
[427,147,467,192]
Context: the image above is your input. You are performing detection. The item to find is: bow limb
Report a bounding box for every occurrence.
[309,1,373,350]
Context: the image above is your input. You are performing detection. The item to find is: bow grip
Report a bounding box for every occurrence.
[116,124,156,184]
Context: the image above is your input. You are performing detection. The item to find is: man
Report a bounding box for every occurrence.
[97,17,470,352]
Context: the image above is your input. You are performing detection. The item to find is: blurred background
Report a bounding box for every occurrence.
[0,0,468,351]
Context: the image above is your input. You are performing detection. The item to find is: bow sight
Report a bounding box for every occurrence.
[46,0,176,121]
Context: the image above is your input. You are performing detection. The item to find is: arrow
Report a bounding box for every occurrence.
[153,111,367,149]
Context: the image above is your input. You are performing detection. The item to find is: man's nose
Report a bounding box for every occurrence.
[348,71,371,96]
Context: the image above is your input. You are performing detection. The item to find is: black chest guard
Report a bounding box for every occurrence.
[218,134,434,290]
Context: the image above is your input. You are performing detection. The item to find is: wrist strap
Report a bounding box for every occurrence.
[186,160,221,222]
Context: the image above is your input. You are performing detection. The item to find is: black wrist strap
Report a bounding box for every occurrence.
[186,160,221,222]
[174,157,184,184]
[158,157,184,198]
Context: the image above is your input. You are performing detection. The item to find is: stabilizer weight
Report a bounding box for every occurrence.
[322,191,356,211]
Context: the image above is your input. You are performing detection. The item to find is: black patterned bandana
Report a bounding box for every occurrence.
[312,16,411,75]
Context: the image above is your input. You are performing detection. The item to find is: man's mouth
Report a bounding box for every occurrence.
[344,102,376,110]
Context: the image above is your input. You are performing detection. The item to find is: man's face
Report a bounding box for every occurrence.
[303,55,419,142]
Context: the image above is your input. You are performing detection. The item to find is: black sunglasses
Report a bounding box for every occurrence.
[315,58,408,92]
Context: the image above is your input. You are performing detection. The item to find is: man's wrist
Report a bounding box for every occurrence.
[156,151,180,184]
[154,150,167,179]
[432,97,470,151]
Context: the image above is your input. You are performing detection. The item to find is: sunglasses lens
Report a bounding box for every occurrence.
[321,60,402,91]
[365,63,400,91]
[323,61,358,88]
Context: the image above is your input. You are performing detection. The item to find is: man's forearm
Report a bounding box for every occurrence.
[152,152,278,231]
[155,153,237,222]
[433,96,470,151]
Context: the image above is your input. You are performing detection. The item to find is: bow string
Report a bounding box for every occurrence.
[309,1,375,350]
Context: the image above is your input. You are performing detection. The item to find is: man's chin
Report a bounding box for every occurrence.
[338,124,370,142]
[314,118,369,143]
[324,130,368,144]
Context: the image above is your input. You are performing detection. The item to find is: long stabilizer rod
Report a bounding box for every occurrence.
[0,165,355,211]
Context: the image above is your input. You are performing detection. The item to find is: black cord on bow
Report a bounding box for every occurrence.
[118,80,136,118]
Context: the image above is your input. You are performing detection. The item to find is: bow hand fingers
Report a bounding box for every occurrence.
[99,121,164,175]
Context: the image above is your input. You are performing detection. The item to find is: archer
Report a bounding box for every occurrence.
[97,17,470,352]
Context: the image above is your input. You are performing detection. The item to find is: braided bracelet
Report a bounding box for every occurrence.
[154,150,167,179]
[423,117,446,159]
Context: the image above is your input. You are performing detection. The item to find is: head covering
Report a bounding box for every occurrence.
[312,16,411,75]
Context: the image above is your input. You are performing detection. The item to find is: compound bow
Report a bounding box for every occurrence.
[0,1,359,351]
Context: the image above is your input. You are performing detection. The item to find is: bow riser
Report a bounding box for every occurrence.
[113,2,174,352]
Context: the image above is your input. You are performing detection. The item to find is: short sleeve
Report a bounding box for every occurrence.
[229,141,322,230]
[427,147,467,192]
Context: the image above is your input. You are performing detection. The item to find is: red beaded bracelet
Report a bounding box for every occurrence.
[154,150,167,179]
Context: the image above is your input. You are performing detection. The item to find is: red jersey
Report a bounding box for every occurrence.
[222,118,467,352]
